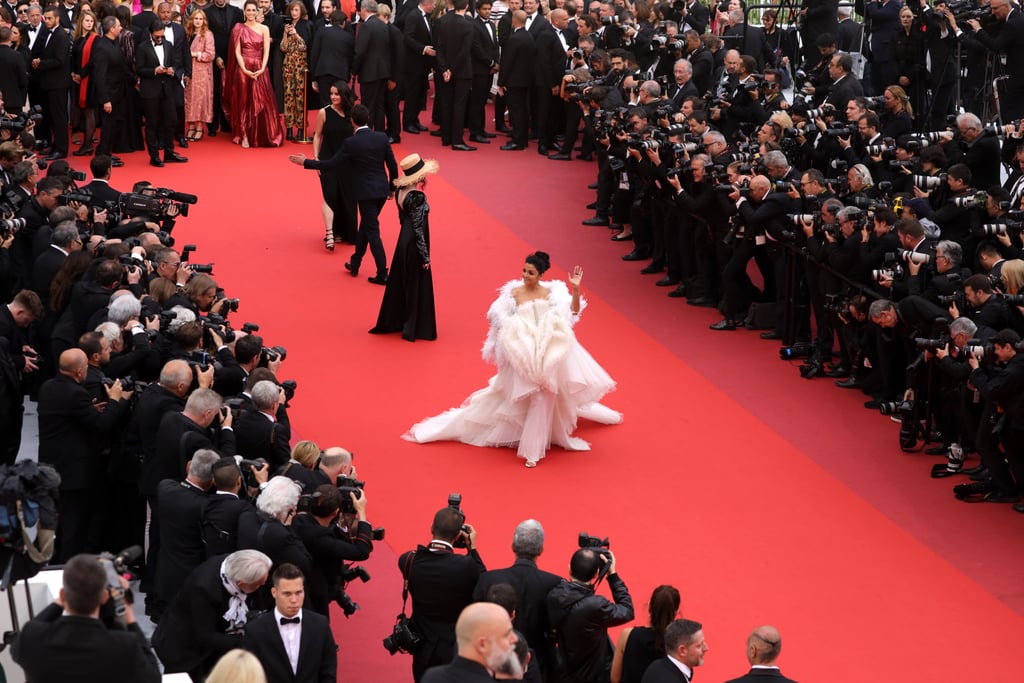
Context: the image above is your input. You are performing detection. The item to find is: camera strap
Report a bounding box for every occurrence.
[399,552,416,615]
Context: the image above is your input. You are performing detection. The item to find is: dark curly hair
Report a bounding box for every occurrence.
[525,251,551,275]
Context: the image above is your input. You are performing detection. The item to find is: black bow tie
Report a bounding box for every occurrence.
[280,616,300,625]
[28,27,38,32]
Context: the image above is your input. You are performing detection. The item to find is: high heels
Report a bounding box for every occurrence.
[241,137,250,149]
[324,229,335,252]
[525,459,537,468]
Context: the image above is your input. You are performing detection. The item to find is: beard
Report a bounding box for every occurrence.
[487,642,523,678]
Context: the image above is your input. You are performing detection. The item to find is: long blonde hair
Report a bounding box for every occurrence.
[206,650,267,683]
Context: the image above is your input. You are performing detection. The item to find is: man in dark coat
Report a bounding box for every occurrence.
[468,1,499,141]
[435,0,479,149]
[136,20,188,167]
[402,0,437,134]
[11,554,162,683]
[641,619,708,683]
[309,10,355,106]
[234,379,291,470]
[722,625,799,683]
[352,0,392,131]
[30,6,71,159]
[498,11,534,150]
[0,26,29,111]
[421,603,519,683]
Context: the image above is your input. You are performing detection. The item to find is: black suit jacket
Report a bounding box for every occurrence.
[641,657,691,683]
[422,656,495,683]
[12,604,161,683]
[32,24,72,90]
[132,10,159,41]
[136,37,184,100]
[165,21,192,79]
[498,28,534,89]
[152,554,248,675]
[235,409,291,470]
[127,383,185,487]
[436,12,476,80]
[203,492,259,557]
[724,667,800,683]
[156,479,210,602]
[825,73,864,114]
[533,23,565,88]
[146,411,236,497]
[310,24,355,81]
[237,512,313,578]
[688,45,714,96]
[353,15,391,82]
[471,16,498,76]
[80,179,122,205]
[30,246,64,308]
[291,514,373,616]
[0,43,29,109]
[243,608,338,683]
[305,127,397,200]
[683,0,710,35]
[403,8,435,74]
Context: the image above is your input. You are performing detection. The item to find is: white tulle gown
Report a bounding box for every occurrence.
[404,279,622,464]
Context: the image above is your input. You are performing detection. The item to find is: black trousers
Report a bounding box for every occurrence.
[360,78,388,132]
[441,77,471,145]
[352,197,388,277]
[142,94,177,158]
[43,87,70,155]
[402,68,430,129]
[210,63,230,133]
[96,97,125,156]
[468,72,491,135]
[506,86,529,147]
[56,489,94,563]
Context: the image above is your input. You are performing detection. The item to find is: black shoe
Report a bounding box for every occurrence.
[924,444,949,456]
[835,377,861,389]
[668,285,688,298]
[710,319,737,331]
[962,464,987,476]
[164,152,189,163]
[640,264,662,275]
[549,153,571,160]
[610,232,632,241]
[582,215,609,226]
[177,136,189,148]
[111,158,125,167]
[686,296,715,306]
[969,467,991,482]
[500,143,526,151]
[367,275,388,285]
[72,146,94,156]
[403,126,422,135]
[286,130,295,141]
[207,129,218,137]
[45,152,67,160]
[150,157,164,167]
[469,135,492,144]
[1013,502,1024,514]
[621,251,647,261]
[417,123,429,132]
[656,277,680,287]
[495,125,511,134]
[481,131,497,138]
[537,145,552,155]
[576,154,593,161]
[864,399,883,409]
[451,143,477,151]
[429,129,443,137]
[931,463,962,479]
[985,491,1020,504]
[824,365,851,378]
[760,330,783,340]
[587,182,598,190]
[344,262,359,277]
[388,136,401,144]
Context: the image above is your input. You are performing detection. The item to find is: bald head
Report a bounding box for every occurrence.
[59,349,88,379]
[747,625,781,665]
[455,602,518,673]
[159,359,193,397]
[320,447,355,480]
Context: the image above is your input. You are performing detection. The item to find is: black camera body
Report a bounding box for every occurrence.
[383,614,422,655]
[448,493,470,548]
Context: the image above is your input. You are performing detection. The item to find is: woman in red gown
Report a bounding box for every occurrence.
[222,0,283,147]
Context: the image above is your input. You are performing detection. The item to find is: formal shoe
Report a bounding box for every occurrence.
[177,137,189,148]
[954,481,993,501]
[1013,502,1024,514]
[417,123,429,131]
[286,130,294,141]
[710,319,738,331]
[925,444,949,456]
[403,126,421,135]
[582,215,609,226]
[608,224,623,231]
[469,135,491,144]
[149,157,164,167]
[587,182,598,190]
[537,145,552,155]
[344,262,359,277]
[985,491,1020,504]
[621,251,647,261]
[760,330,783,340]
[962,464,987,476]
[451,143,477,151]
[640,264,663,275]
[931,463,962,479]
[824,365,850,378]
[656,277,680,287]
[686,296,715,306]
[388,136,401,144]
[586,202,598,210]
[207,129,218,137]
[576,153,594,161]
[969,467,992,482]
[495,125,512,134]
[367,275,388,285]
[164,152,188,163]
[429,129,443,137]
[610,232,632,241]
[482,131,497,138]
[500,143,525,151]
[668,285,688,298]
[111,158,125,167]
[835,377,861,389]
[549,153,571,160]
[72,146,93,156]
[45,152,66,160]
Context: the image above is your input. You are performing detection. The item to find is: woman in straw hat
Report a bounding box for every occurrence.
[369,153,439,341]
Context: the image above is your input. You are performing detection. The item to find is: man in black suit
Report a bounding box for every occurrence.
[435,0,479,150]
[400,505,487,682]
[966,0,1024,119]
[91,18,130,164]
[30,6,71,160]
[153,449,221,621]
[243,564,339,683]
[0,26,28,112]
[641,619,707,683]
[290,104,397,284]
[157,1,193,147]
[401,0,437,134]
[468,1,498,141]
[132,0,160,40]
[205,0,243,135]
[235,379,292,470]
[352,0,392,132]
[310,10,355,107]
[153,549,273,681]
[202,457,263,557]
[0,289,42,465]
[472,519,560,679]
[823,52,863,116]
[680,0,709,35]
[498,11,534,150]
[685,30,714,96]
[665,58,699,112]
[11,554,162,683]
[30,222,79,311]
[137,20,188,167]
[39,349,133,561]
[80,154,122,205]
[421,602,520,683]
[723,625,799,683]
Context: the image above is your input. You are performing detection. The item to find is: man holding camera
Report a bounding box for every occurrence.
[400,505,486,682]
[12,554,161,682]
[547,547,634,683]
[235,378,292,470]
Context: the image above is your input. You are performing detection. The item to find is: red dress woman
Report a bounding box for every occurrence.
[222,0,283,147]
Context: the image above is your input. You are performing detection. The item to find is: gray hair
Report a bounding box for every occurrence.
[107,294,142,326]
[850,163,873,187]
[166,305,197,333]
[762,150,788,169]
[936,240,962,267]
[159,359,191,389]
[868,298,895,319]
[257,476,301,521]
[702,130,726,147]
[835,206,863,223]
[251,380,280,412]
[52,221,79,249]
[949,316,978,338]
[673,59,692,75]
[184,388,223,416]
[223,549,272,584]
[362,0,378,11]
[512,519,545,559]
[640,80,661,98]
[956,112,982,131]
[94,322,121,347]
[188,449,221,482]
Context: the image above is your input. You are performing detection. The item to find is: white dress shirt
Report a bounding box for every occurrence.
[274,607,302,674]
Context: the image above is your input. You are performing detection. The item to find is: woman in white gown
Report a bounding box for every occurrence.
[404,251,622,467]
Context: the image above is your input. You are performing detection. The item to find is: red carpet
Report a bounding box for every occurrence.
[102,122,1024,681]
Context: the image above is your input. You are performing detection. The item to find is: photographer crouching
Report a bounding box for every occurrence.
[11,553,161,682]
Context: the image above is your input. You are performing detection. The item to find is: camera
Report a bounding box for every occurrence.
[952,192,986,209]
[578,532,610,549]
[383,614,422,655]
[237,457,268,490]
[337,476,365,514]
[259,345,287,366]
[896,248,931,266]
[975,222,1022,236]
[779,342,815,360]
[97,545,143,629]
[0,217,26,238]
[447,493,471,548]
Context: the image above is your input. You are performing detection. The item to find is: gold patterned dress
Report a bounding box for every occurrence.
[281,20,310,130]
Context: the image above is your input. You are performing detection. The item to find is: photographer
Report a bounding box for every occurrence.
[11,553,161,682]
[945,113,1001,191]
[930,317,989,477]
[291,483,375,618]
[959,273,1011,332]
[399,505,486,682]
[238,475,313,592]
[201,457,265,557]
[546,547,634,683]
[963,0,1024,121]
[279,440,331,492]
[906,239,971,306]
[235,378,292,470]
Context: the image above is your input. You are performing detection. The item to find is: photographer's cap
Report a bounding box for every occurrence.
[907,198,932,219]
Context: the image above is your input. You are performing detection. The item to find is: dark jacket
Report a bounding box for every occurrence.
[242,608,338,683]
[310,24,355,81]
[291,513,373,616]
[546,574,634,683]
[304,127,397,200]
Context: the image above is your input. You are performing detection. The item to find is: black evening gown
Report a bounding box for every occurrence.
[318,107,357,243]
[369,190,437,341]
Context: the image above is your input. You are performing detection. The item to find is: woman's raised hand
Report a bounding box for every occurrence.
[568,265,583,290]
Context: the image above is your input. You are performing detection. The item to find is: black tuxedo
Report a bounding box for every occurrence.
[136,37,184,159]
[403,7,435,129]
[291,513,373,616]
[436,12,477,145]
[31,24,72,155]
[11,604,161,683]
[469,16,497,136]
[29,245,64,309]
[128,383,186,494]
[205,3,243,132]
[243,608,338,683]
[682,0,710,35]
[132,10,160,41]
[309,24,355,106]
[688,45,714,96]
[499,28,534,147]
[146,411,237,498]
[91,35,131,155]
[667,80,700,112]
[473,558,561,678]
[824,73,864,116]
[353,15,392,130]
[155,479,210,611]
[202,492,259,557]
[422,656,495,683]
[641,657,691,683]
[235,409,292,470]
[152,554,250,678]
[724,667,800,683]
[0,44,29,110]
[80,179,122,205]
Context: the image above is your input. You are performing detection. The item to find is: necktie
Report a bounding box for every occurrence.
[280,616,300,625]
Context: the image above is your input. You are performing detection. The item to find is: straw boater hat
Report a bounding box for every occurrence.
[393,153,439,187]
